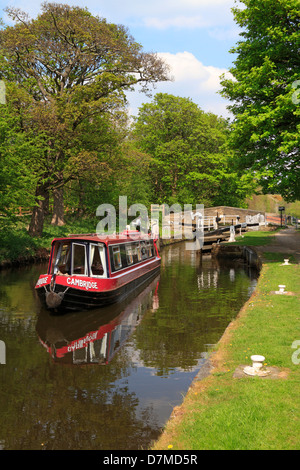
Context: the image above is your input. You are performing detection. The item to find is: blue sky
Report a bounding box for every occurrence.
[0,0,242,117]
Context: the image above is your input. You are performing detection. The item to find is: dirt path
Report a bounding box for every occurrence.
[259,227,300,263]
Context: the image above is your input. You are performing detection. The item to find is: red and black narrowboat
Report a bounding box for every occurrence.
[35,230,161,313]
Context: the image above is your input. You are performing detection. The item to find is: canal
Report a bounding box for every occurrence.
[0,243,257,450]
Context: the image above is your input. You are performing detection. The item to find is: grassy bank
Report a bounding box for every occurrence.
[152,232,300,450]
[230,227,281,246]
[0,215,98,266]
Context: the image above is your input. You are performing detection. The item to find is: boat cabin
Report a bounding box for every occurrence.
[36,231,160,312]
[49,233,157,279]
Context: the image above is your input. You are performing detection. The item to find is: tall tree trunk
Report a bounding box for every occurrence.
[43,189,50,216]
[77,180,85,217]
[51,185,65,226]
[171,170,178,198]
[28,183,48,237]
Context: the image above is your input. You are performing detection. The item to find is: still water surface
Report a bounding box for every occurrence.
[0,244,257,450]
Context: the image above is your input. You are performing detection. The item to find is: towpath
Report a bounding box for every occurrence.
[257,226,300,263]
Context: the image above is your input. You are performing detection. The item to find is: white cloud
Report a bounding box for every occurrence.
[127,51,233,118]
[139,0,235,30]
[158,51,229,92]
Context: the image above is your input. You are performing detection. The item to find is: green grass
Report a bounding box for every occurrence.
[230,262,299,368]
[230,228,280,246]
[153,234,300,450]
[262,252,296,262]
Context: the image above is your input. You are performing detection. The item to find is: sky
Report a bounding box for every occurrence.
[0,0,243,118]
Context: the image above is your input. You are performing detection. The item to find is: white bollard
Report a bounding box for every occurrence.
[243,354,270,376]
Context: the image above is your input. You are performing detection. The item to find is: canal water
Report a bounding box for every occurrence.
[0,243,257,450]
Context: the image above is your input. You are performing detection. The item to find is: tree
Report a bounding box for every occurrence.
[220,0,300,201]
[132,93,251,207]
[0,2,170,236]
[64,110,129,216]
[114,142,153,208]
[0,83,42,224]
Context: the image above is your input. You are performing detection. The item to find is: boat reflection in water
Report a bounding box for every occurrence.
[36,275,160,365]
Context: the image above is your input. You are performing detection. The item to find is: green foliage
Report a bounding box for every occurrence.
[0,3,170,235]
[0,214,99,263]
[2,3,273,240]
[113,142,154,208]
[133,93,253,207]
[220,0,300,201]
[0,225,39,263]
[0,91,42,220]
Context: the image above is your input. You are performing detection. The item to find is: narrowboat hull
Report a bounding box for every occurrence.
[36,258,161,313]
[36,274,160,364]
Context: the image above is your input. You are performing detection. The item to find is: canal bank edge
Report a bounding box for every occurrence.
[0,229,259,269]
[151,244,265,449]
[152,230,300,450]
[191,244,263,384]
[211,243,262,270]
[0,247,50,269]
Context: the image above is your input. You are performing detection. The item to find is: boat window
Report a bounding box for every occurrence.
[51,242,71,275]
[112,246,122,270]
[140,241,148,260]
[109,239,155,272]
[72,243,87,275]
[90,244,106,277]
[134,242,142,262]
[90,335,108,364]
[146,241,153,257]
[126,245,134,265]
[73,347,87,365]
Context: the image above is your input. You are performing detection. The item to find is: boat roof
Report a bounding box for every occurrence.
[51,230,155,246]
